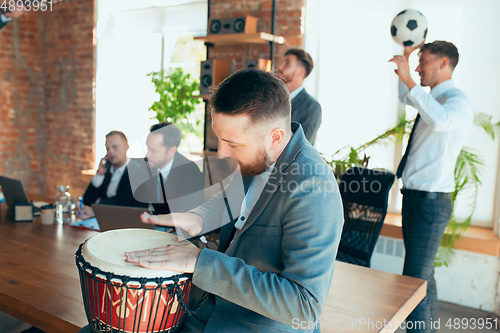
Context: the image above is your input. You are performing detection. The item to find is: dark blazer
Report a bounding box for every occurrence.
[0,14,10,30]
[132,152,205,215]
[182,123,344,333]
[83,166,146,208]
[291,88,322,145]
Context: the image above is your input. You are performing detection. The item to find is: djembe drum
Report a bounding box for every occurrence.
[75,229,194,333]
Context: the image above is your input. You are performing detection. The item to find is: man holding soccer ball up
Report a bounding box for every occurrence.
[390,41,473,333]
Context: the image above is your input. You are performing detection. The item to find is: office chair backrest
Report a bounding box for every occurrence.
[336,166,395,267]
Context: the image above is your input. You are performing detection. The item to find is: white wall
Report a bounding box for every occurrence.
[372,236,500,314]
[305,0,500,227]
[434,249,500,313]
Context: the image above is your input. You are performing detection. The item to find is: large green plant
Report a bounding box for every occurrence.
[324,112,499,266]
[147,68,202,135]
[436,113,498,266]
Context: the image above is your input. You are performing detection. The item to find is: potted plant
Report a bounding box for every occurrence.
[324,112,499,266]
[147,68,203,139]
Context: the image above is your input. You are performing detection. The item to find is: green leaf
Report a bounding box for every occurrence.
[474,112,498,139]
[148,68,202,138]
[323,111,496,267]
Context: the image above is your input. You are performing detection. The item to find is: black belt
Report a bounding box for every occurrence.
[401,188,452,200]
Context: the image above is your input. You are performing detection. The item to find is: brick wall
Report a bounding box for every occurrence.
[0,0,95,199]
[204,0,305,150]
[208,0,305,72]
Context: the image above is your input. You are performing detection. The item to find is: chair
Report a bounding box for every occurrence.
[336,166,395,267]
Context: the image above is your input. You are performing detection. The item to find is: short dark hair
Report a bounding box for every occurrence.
[106,130,128,144]
[285,48,314,78]
[209,68,291,128]
[149,122,181,148]
[419,40,459,70]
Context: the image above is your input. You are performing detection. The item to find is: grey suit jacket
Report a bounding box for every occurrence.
[182,123,344,333]
[291,89,322,145]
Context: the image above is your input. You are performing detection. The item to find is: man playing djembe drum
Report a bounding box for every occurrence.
[81,69,344,332]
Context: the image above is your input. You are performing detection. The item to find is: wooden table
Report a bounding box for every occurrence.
[0,203,97,332]
[0,202,425,333]
[321,263,426,332]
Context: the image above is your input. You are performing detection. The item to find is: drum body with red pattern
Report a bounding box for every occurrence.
[76,229,193,333]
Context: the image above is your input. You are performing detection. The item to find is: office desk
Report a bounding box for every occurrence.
[0,203,425,333]
[320,263,426,332]
[0,204,96,332]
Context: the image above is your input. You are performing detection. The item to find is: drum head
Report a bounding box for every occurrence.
[81,229,196,278]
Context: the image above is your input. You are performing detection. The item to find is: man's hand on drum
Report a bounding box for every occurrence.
[125,245,202,273]
[140,212,204,237]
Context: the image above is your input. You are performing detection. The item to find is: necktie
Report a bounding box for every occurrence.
[396,114,421,179]
[159,172,167,204]
[101,170,113,200]
[223,175,253,251]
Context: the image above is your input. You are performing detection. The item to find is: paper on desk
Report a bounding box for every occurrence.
[33,201,50,208]
[70,218,100,231]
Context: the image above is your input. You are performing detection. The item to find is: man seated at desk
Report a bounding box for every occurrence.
[77,130,144,218]
[132,122,204,215]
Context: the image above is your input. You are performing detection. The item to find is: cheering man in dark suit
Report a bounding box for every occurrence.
[77,131,144,219]
[276,48,322,145]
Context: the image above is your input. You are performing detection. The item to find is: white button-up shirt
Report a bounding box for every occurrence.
[91,158,130,199]
[235,163,276,231]
[399,79,474,192]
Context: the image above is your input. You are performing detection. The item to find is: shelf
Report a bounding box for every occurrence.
[381,213,500,256]
[192,94,210,100]
[194,32,286,46]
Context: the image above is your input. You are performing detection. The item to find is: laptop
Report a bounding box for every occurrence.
[91,204,157,232]
[0,175,40,214]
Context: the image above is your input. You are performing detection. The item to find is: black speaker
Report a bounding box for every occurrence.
[209,16,257,35]
[200,60,229,95]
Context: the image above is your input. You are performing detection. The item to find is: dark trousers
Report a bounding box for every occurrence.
[401,195,452,333]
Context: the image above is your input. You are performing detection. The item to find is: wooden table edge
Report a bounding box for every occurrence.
[0,292,82,333]
[380,280,427,333]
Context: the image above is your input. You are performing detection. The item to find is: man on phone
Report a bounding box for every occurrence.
[77,130,144,218]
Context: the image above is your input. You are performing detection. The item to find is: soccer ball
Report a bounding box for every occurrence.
[390,9,428,47]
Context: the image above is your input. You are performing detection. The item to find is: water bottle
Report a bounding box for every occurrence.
[55,185,71,224]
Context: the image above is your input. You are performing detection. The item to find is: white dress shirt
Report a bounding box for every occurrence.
[234,163,276,231]
[91,158,130,199]
[399,79,474,192]
[289,85,305,101]
[158,156,175,180]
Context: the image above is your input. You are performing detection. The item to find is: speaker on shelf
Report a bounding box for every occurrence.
[245,59,272,72]
[209,16,257,35]
[200,59,230,95]
[204,110,219,151]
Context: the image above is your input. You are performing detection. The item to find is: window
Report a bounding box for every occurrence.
[95,0,207,160]
[305,0,500,228]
